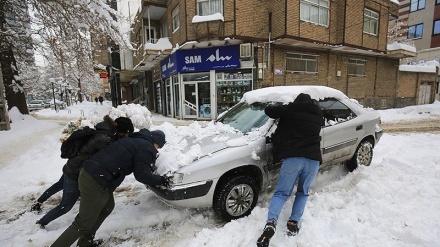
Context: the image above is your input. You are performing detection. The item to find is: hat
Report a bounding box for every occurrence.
[294,93,312,103]
[115,117,134,133]
[151,130,166,148]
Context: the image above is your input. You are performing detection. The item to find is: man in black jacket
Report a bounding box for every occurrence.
[257,93,324,247]
[31,116,133,227]
[50,129,168,247]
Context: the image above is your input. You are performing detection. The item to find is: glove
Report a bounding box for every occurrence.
[162,173,173,188]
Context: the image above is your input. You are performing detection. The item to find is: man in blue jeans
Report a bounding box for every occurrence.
[257,93,324,247]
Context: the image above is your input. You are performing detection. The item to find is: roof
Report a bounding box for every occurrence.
[242,86,348,104]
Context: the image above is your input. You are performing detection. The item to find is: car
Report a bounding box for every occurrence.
[27,100,45,111]
[43,99,52,108]
[148,86,383,222]
[49,99,67,110]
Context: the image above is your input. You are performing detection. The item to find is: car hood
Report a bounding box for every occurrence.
[182,131,247,156]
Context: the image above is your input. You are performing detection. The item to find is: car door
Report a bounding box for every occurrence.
[319,98,364,166]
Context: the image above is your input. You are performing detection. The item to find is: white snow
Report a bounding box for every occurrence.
[192,13,224,24]
[0,100,439,247]
[387,41,416,53]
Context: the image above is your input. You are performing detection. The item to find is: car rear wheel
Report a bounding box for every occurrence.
[213,175,259,222]
[346,139,373,172]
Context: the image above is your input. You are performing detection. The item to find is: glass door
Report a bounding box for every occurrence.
[183,83,197,118]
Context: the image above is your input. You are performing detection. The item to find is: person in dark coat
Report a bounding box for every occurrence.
[98,96,103,105]
[31,116,121,227]
[50,129,169,247]
[94,97,98,104]
[257,93,324,247]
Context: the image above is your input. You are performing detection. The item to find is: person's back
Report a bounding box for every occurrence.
[83,129,164,191]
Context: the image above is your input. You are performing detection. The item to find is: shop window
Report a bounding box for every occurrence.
[285,52,318,73]
[348,59,366,76]
[363,9,378,36]
[433,20,440,35]
[300,0,329,27]
[410,0,425,12]
[197,0,222,16]
[408,23,423,39]
[172,6,180,32]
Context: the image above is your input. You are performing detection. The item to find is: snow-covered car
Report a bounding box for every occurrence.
[148,86,383,222]
[49,99,67,109]
[27,100,45,111]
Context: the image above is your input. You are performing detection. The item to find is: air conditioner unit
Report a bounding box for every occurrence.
[240,43,253,59]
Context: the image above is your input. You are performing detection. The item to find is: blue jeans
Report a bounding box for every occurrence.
[267,157,319,223]
[37,174,80,226]
[37,175,64,203]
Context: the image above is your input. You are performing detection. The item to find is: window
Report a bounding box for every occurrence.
[300,0,329,27]
[318,98,356,126]
[348,59,366,76]
[434,20,440,35]
[162,20,168,37]
[172,6,180,32]
[363,9,378,35]
[144,27,156,43]
[408,23,423,39]
[197,0,222,16]
[437,0,440,4]
[286,53,318,73]
[410,0,425,12]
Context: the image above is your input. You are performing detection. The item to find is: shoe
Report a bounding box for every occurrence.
[286,220,299,236]
[30,202,42,213]
[256,221,276,247]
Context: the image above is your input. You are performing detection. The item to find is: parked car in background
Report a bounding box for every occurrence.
[27,100,45,111]
[43,99,51,108]
[48,99,67,110]
[148,86,383,222]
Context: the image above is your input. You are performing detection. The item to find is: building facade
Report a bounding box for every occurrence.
[119,0,417,120]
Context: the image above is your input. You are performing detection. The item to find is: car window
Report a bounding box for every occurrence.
[30,100,42,104]
[318,98,356,126]
[216,102,270,134]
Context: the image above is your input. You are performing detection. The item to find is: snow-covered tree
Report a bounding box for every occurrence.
[1,0,132,112]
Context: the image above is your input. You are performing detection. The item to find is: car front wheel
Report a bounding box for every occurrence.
[213,175,259,222]
[346,139,373,172]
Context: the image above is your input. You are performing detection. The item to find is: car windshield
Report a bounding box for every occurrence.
[216,102,270,134]
[30,100,42,104]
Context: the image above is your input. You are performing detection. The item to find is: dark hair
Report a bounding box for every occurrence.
[115,117,134,133]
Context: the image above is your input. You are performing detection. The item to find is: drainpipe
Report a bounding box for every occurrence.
[147,6,151,43]
[268,32,271,85]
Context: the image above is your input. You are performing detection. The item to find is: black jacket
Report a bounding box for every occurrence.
[82,129,166,191]
[63,120,116,181]
[265,93,324,163]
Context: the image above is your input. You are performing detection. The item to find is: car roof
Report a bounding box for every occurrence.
[242,86,348,104]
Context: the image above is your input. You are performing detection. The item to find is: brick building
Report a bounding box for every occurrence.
[118,0,416,120]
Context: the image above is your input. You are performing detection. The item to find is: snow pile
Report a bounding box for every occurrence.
[109,103,153,130]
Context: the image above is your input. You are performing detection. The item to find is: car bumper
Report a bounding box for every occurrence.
[375,128,383,143]
[148,180,213,201]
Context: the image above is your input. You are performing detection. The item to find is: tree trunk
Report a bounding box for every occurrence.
[0,1,28,114]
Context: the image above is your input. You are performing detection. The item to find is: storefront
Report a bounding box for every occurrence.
[160,45,253,120]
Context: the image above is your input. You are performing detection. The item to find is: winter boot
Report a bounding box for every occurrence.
[286,220,299,236]
[30,202,42,213]
[77,236,104,247]
[256,221,276,247]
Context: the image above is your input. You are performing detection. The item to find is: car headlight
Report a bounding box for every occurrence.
[171,173,184,184]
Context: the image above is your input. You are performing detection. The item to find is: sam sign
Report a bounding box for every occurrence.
[177,45,240,72]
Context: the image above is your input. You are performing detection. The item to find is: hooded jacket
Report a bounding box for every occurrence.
[82,129,166,191]
[63,116,117,181]
[265,93,324,163]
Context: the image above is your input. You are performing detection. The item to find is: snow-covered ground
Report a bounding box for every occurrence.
[0,100,439,247]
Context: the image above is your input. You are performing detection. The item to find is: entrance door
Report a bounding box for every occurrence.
[417,82,431,105]
[183,83,197,118]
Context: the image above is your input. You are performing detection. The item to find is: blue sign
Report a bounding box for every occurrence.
[161,45,241,78]
[161,52,177,78]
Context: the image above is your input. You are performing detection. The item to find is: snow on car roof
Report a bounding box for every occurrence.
[242,85,348,104]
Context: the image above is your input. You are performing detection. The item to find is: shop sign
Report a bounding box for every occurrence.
[161,45,241,78]
[161,52,177,78]
[177,45,240,72]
